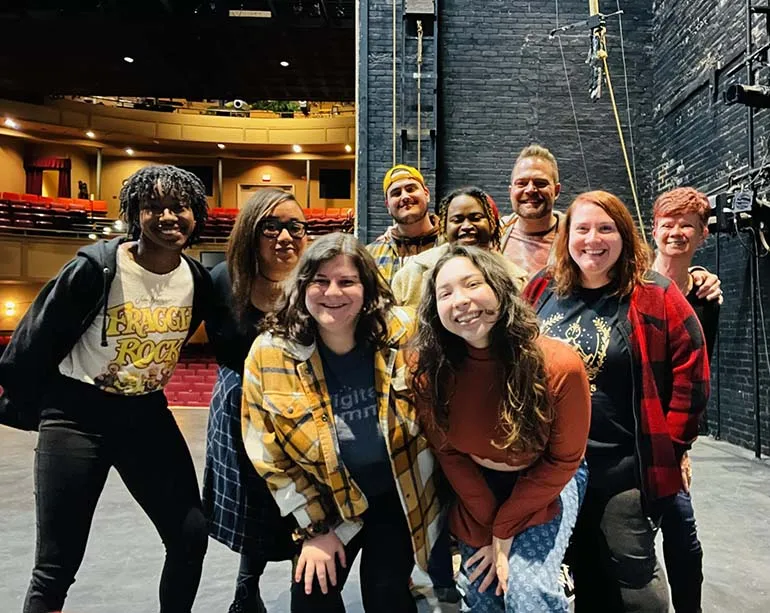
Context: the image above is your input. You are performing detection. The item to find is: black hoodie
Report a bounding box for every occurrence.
[0,237,212,430]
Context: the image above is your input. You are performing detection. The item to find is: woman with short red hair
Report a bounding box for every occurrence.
[652,186,720,613]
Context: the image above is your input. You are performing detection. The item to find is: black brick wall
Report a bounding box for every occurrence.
[437,0,655,224]
[651,1,770,454]
[358,1,770,454]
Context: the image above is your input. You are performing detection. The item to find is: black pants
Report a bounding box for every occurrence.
[232,553,268,612]
[661,490,703,613]
[23,377,208,613]
[570,487,669,613]
[290,491,416,613]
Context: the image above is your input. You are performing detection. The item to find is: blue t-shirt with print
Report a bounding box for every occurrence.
[318,341,395,499]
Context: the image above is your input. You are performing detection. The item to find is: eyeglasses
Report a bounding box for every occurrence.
[258,218,308,239]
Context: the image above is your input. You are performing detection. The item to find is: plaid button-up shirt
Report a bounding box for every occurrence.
[524,270,711,506]
[241,307,442,569]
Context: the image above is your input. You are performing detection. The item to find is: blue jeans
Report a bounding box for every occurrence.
[661,490,703,613]
[456,461,588,612]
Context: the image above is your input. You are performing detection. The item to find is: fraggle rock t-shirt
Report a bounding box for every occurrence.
[59,245,193,395]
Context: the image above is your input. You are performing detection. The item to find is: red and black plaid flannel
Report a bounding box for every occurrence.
[523,270,710,504]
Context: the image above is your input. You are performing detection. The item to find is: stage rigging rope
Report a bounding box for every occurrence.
[554,0,647,242]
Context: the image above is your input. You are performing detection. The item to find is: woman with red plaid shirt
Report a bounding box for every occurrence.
[523,190,710,612]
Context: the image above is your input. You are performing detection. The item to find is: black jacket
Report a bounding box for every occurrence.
[0,237,212,430]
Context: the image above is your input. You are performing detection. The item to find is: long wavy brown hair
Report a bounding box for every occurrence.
[551,190,651,297]
[411,245,554,454]
[263,233,396,350]
[227,188,303,323]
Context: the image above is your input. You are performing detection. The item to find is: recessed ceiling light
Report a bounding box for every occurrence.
[88,233,98,240]
[152,139,160,145]
[280,61,290,67]
[4,118,19,129]
[102,227,111,235]
[344,144,352,153]
[292,144,302,153]
[123,56,134,63]
[217,143,226,150]
[125,147,134,155]
[85,130,95,138]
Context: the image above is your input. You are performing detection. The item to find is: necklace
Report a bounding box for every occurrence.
[519,215,559,237]
[258,270,283,284]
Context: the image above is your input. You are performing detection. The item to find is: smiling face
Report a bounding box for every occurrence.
[509,157,561,221]
[138,192,195,251]
[445,194,492,248]
[653,212,706,261]
[435,256,500,349]
[385,177,430,226]
[305,254,365,342]
[568,200,624,288]
[258,200,308,277]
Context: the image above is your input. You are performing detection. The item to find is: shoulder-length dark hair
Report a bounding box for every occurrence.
[411,245,554,454]
[227,188,302,322]
[264,232,395,349]
[551,190,651,297]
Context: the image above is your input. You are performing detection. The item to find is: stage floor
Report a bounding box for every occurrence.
[1,408,768,612]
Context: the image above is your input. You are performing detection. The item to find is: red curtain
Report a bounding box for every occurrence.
[57,167,71,198]
[25,169,43,195]
[24,157,72,197]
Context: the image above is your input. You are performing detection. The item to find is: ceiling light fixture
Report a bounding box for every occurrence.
[344,144,353,153]
[4,118,19,129]
[88,233,98,240]
[123,56,135,63]
[292,144,302,153]
[280,61,290,67]
[125,147,134,155]
[217,143,226,150]
[85,130,96,138]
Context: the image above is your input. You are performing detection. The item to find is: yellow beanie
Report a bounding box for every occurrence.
[382,164,425,195]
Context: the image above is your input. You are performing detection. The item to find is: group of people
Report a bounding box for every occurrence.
[0,145,721,613]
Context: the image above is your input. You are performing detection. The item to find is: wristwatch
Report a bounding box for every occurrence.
[292,520,331,544]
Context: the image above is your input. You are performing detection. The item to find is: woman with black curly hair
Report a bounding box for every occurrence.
[0,165,212,613]
[391,186,527,308]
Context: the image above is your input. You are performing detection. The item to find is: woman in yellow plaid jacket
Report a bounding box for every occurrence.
[241,232,443,613]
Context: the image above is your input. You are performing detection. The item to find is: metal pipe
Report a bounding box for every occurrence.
[747,0,762,458]
[715,229,721,439]
[355,0,369,240]
[306,159,311,208]
[217,157,223,207]
[95,148,102,199]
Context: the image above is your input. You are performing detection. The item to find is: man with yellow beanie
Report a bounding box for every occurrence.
[366,164,441,284]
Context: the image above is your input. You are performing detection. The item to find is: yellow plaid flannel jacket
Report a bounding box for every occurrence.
[241,306,442,569]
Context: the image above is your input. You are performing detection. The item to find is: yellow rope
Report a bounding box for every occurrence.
[601,51,647,243]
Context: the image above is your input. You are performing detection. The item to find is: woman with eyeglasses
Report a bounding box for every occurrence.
[203,188,309,613]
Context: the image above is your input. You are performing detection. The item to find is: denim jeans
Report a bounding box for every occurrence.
[290,491,417,613]
[23,377,207,613]
[570,487,670,613]
[661,490,703,613]
[456,461,588,612]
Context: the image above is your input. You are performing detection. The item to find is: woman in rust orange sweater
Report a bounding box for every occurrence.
[411,245,591,612]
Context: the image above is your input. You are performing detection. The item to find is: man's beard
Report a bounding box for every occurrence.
[393,206,428,226]
[514,200,552,220]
